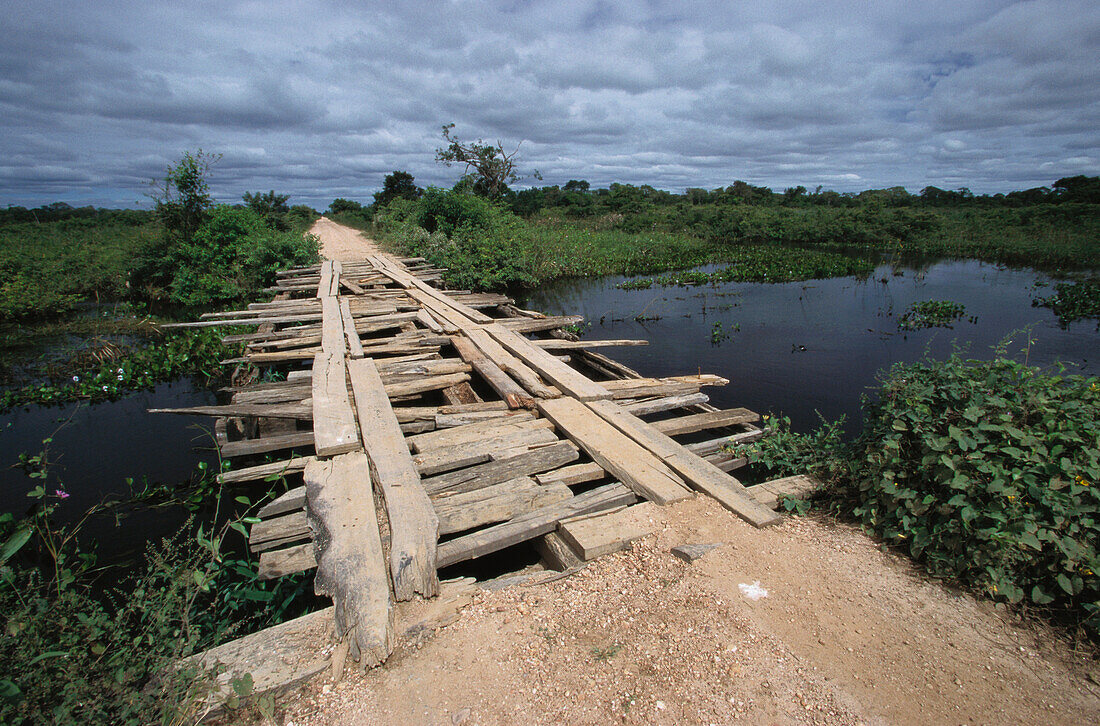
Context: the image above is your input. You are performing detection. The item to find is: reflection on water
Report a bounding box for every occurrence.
[0,379,218,563]
[522,260,1095,435]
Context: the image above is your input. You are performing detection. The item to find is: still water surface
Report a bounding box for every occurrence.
[522,259,1096,435]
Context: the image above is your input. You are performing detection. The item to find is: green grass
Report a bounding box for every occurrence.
[0,219,153,320]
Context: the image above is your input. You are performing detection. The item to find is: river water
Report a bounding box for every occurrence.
[1,258,1095,560]
[522,259,1096,435]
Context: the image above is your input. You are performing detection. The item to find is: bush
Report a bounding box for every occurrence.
[850,353,1099,629]
[164,206,319,307]
[741,350,1100,634]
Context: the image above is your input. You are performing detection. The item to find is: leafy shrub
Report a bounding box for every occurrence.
[848,353,1099,629]
[163,206,319,306]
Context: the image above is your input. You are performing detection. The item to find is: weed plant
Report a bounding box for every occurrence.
[1032,279,1100,328]
[896,300,970,330]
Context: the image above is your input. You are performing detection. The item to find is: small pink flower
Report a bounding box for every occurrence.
[55,489,70,500]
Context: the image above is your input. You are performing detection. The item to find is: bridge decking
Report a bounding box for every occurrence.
[159,251,818,700]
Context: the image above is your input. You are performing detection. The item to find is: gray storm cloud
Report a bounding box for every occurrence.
[1,0,1097,207]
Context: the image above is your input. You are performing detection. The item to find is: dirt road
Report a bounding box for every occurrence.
[277,498,1098,726]
[308,217,383,261]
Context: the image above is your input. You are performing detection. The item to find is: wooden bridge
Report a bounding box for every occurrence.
[157,249,817,702]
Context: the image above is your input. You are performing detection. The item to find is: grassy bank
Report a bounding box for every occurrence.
[370,186,1099,293]
[739,348,1100,637]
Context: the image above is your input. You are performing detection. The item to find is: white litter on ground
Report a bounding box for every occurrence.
[738,581,768,601]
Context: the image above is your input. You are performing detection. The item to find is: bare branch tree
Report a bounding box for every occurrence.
[435,124,540,198]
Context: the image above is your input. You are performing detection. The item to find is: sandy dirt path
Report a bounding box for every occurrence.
[308,217,385,261]
[277,497,1098,726]
[274,217,1098,725]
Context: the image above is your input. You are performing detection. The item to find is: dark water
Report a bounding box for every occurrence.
[521,260,1096,435]
[0,380,218,564]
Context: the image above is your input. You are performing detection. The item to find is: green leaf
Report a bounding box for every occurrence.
[28,650,69,665]
[231,673,254,698]
[234,496,251,505]
[0,526,33,565]
[0,679,22,704]
[1056,574,1074,594]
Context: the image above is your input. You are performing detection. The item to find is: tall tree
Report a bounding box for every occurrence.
[373,171,422,207]
[435,124,540,199]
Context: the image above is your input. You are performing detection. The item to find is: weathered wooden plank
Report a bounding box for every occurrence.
[316,259,334,299]
[533,461,607,487]
[421,441,580,496]
[434,477,574,535]
[558,502,660,560]
[218,456,313,484]
[415,308,446,333]
[304,453,394,666]
[486,324,612,401]
[257,543,317,579]
[219,431,315,458]
[436,482,637,568]
[621,393,710,416]
[411,426,560,477]
[149,401,313,420]
[312,353,359,457]
[340,298,365,358]
[683,428,766,456]
[464,327,559,400]
[320,296,346,355]
[450,334,534,409]
[532,339,649,350]
[405,412,540,452]
[347,358,439,600]
[651,408,759,436]
[384,371,471,399]
[250,510,309,548]
[536,532,584,571]
[536,397,692,505]
[586,399,781,528]
[498,315,585,334]
[257,486,307,518]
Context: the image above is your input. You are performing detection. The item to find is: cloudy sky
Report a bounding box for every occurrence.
[3,1,1098,208]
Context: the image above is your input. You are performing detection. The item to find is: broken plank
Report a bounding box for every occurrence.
[258,543,316,580]
[536,532,583,571]
[434,478,574,536]
[340,298,365,358]
[257,486,307,518]
[621,393,709,416]
[250,510,309,548]
[421,441,580,496]
[436,483,637,568]
[347,358,439,600]
[218,456,313,484]
[304,453,394,666]
[533,461,606,487]
[651,408,759,436]
[537,397,692,505]
[149,401,312,420]
[450,334,534,409]
[219,432,314,458]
